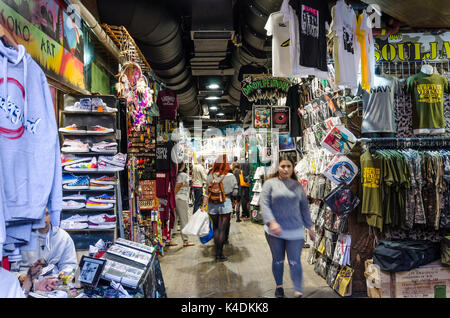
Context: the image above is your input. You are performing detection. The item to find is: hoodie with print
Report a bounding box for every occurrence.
[0,42,62,227]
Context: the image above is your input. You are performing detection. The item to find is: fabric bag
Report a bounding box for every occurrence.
[199,217,214,244]
[442,236,450,266]
[373,240,441,272]
[326,263,341,288]
[208,174,226,204]
[181,210,210,236]
[333,266,354,297]
[323,183,360,216]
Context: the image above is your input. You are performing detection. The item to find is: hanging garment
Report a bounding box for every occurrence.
[265,11,292,77]
[156,88,178,120]
[285,84,303,137]
[355,10,375,92]
[405,71,449,135]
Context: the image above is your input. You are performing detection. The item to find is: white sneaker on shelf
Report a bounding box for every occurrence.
[60,221,89,230]
[88,213,116,225]
[62,193,87,201]
[62,200,86,210]
[90,141,117,153]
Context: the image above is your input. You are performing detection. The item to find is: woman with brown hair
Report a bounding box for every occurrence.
[201,155,237,261]
[259,154,315,298]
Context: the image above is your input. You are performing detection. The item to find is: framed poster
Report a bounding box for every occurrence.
[271,106,290,133]
[252,106,271,129]
[279,134,296,151]
[78,256,106,287]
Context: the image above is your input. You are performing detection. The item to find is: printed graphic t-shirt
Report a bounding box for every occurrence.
[359,75,400,133]
[157,88,178,120]
[360,150,384,232]
[405,72,449,134]
[289,0,331,72]
[238,64,268,111]
[265,11,292,77]
[156,141,175,172]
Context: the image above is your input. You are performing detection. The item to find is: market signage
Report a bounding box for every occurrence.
[0,0,85,91]
[374,32,450,62]
[241,75,292,101]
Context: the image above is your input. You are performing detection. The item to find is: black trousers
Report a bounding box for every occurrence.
[240,187,250,217]
[193,187,203,213]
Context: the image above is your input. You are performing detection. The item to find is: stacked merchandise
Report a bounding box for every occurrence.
[59,94,126,250]
[0,42,62,267]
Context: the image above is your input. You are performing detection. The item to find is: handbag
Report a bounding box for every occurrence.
[199,217,214,244]
[323,183,360,216]
[333,266,354,297]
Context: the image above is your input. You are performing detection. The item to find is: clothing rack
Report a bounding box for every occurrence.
[358,137,450,148]
[377,60,450,79]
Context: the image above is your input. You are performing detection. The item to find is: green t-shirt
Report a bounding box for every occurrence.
[360,150,384,231]
[405,72,449,133]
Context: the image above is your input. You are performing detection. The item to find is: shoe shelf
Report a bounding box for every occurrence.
[62,111,116,116]
[60,94,121,251]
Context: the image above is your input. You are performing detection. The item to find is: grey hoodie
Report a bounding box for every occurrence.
[0,41,62,238]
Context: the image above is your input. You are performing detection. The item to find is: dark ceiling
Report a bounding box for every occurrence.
[91,0,449,128]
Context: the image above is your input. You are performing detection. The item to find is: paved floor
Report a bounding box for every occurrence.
[159,212,340,298]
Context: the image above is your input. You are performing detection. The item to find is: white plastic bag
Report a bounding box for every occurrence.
[181,210,210,236]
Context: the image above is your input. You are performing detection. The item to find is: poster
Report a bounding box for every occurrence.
[320,126,357,155]
[322,155,358,185]
[279,134,295,151]
[271,106,290,133]
[252,106,271,129]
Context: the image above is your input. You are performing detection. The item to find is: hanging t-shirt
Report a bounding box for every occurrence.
[175,172,190,201]
[360,150,384,232]
[288,0,331,73]
[405,71,449,134]
[157,88,178,120]
[356,10,375,92]
[156,141,175,172]
[238,64,268,111]
[265,11,292,77]
[331,0,358,89]
[285,84,302,137]
[280,0,328,79]
[359,75,400,134]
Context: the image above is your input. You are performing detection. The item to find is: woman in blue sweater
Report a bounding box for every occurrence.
[260,155,315,298]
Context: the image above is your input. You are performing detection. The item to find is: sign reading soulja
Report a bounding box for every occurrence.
[241,75,292,102]
[374,32,450,62]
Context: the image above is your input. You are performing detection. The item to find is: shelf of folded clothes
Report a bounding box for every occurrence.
[61,151,118,156]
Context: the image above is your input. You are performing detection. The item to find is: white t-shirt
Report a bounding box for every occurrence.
[0,268,24,298]
[175,172,190,201]
[280,0,329,79]
[332,0,359,88]
[265,12,292,77]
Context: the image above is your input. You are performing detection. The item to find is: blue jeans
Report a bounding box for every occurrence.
[193,187,203,213]
[265,232,304,293]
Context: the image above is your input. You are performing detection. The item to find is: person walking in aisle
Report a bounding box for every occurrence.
[240,162,251,218]
[192,156,207,214]
[259,155,315,298]
[231,162,242,223]
[201,155,237,261]
[174,163,195,247]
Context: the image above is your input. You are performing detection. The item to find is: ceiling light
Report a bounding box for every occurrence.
[205,96,220,100]
[209,106,218,110]
[207,83,220,89]
[217,112,224,116]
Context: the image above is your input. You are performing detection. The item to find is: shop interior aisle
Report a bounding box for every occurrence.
[160,215,340,298]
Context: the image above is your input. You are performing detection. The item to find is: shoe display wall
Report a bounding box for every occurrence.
[59,94,123,250]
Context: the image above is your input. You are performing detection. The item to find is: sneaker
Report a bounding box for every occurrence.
[275,287,285,298]
[86,125,114,134]
[61,154,92,167]
[91,97,106,112]
[59,124,86,134]
[62,200,86,210]
[90,175,117,185]
[63,176,90,190]
[88,213,116,224]
[61,140,90,153]
[65,157,98,172]
[62,173,78,184]
[61,214,88,223]
[65,99,91,112]
[88,194,116,204]
[102,105,118,113]
[62,139,85,146]
[86,200,113,209]
[98,153,126,168]
[60,221,89,230]
[87,221,115,229]
[89,182,114,190]
[90,141,117,153]
[63,193,87,201]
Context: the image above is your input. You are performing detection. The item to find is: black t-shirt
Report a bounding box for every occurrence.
[238,64,268,111]
[285,84,303,137]
[156,141,175,172]
[289,0,331,72]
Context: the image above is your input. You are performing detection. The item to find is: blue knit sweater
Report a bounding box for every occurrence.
[260,177,312,240]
